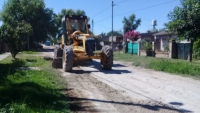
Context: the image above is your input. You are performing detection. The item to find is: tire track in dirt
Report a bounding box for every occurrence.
[41,46,183,113]
[61,66,181,113]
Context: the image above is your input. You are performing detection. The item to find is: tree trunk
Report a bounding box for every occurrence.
[188,40,193,62]
[11,52,17,59]
[9,47,17,59]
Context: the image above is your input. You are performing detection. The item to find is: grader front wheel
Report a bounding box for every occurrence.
[52,45,62,68]
[101,45,113,70]
[63,46,74,72]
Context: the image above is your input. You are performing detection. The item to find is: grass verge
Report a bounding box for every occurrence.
[114,52,157,67]
[21,51,38,54]
[114,52,200,78]
[0,53,70,113]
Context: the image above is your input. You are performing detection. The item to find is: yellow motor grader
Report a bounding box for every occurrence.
[52,15,113,72]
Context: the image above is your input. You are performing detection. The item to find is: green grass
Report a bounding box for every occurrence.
[114,52,157,67]
[21,51,38,54]
[147,59,200,77]
[114,52,200,78]
[0,54,70,113]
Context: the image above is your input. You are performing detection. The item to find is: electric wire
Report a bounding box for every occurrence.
[91,0,129,19]
[94,0,178,24]
[91,6,111,18]
[114,0,178,17]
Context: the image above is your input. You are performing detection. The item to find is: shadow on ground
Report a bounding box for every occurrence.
[41,46,131,74]
[38,48,54,52]
[71,60,132,74]
[0,58,69,112]
[0,59,26,85]
[49,56,132,75]
[0,82,69,112]
[67,97,191,113]
[169,102,192,113]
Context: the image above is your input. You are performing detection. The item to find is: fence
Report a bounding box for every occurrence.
[0,40,9,53]
[171,42,190,60]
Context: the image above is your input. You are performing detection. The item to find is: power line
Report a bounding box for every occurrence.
[94,0,177,24]
[91,6,111,18]
[96,23,111,29]
[94,16,111,23]
[115,0,128,4]
[114,0,178,17]
[91,0,128,19]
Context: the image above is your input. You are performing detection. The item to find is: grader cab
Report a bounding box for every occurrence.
[52,15,113,72]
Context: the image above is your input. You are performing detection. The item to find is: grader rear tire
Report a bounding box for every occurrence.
[101,45,113,70]
[62,46,74,72]
[52,45,62,68]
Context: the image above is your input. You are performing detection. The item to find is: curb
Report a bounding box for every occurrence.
[0,52,11,61]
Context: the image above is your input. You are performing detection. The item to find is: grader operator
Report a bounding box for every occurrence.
[52,15,113,72]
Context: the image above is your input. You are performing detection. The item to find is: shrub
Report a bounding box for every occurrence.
[124,30,140,41]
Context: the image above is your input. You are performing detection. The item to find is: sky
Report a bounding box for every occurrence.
[0,0,181,35]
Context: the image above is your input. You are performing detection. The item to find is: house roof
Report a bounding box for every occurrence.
[153,31,176,36]
[109,36,123,38]
[100,36,109,41]
[140,33,154,41]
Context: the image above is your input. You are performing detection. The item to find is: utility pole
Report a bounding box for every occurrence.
[92,20,94,34]
[111,1,115,50]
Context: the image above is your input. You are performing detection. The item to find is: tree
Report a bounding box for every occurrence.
[122,14,141,32]
[106,31,123,37]
[124,30,140,41]
[0,21,32,59]
[0,0,57,50]
[167,0,200,62]
[99,32,107,37]
[193,38,200,60]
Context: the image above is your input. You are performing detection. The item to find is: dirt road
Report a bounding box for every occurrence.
[43,45,200,113]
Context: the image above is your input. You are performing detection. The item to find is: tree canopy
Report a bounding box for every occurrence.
[122,14,141,32]
[124,30,140,41]
[0,0,56,58]
[166,0,200,61]
[0,21,32,58]
[106,31,123,37]
[1,0,57,43]
[99,32,107,37]
[167,0,200,40]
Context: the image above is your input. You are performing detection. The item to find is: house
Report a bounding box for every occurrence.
[99,36,123,50]
[139,32,155,50]
[109,36,123,50]
[0,40,9,53]
[140,32,154,42]
[153,31,177,52]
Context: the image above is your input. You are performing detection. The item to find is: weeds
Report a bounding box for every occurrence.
[0,53,70,113]
[147,59,200,77]
[114,52,200,78]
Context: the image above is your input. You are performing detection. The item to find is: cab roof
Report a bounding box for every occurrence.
[62,15,87,22]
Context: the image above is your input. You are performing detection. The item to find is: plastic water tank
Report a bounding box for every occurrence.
[45,41,50,46]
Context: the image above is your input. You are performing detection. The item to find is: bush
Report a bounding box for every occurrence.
[193,38,200,60]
